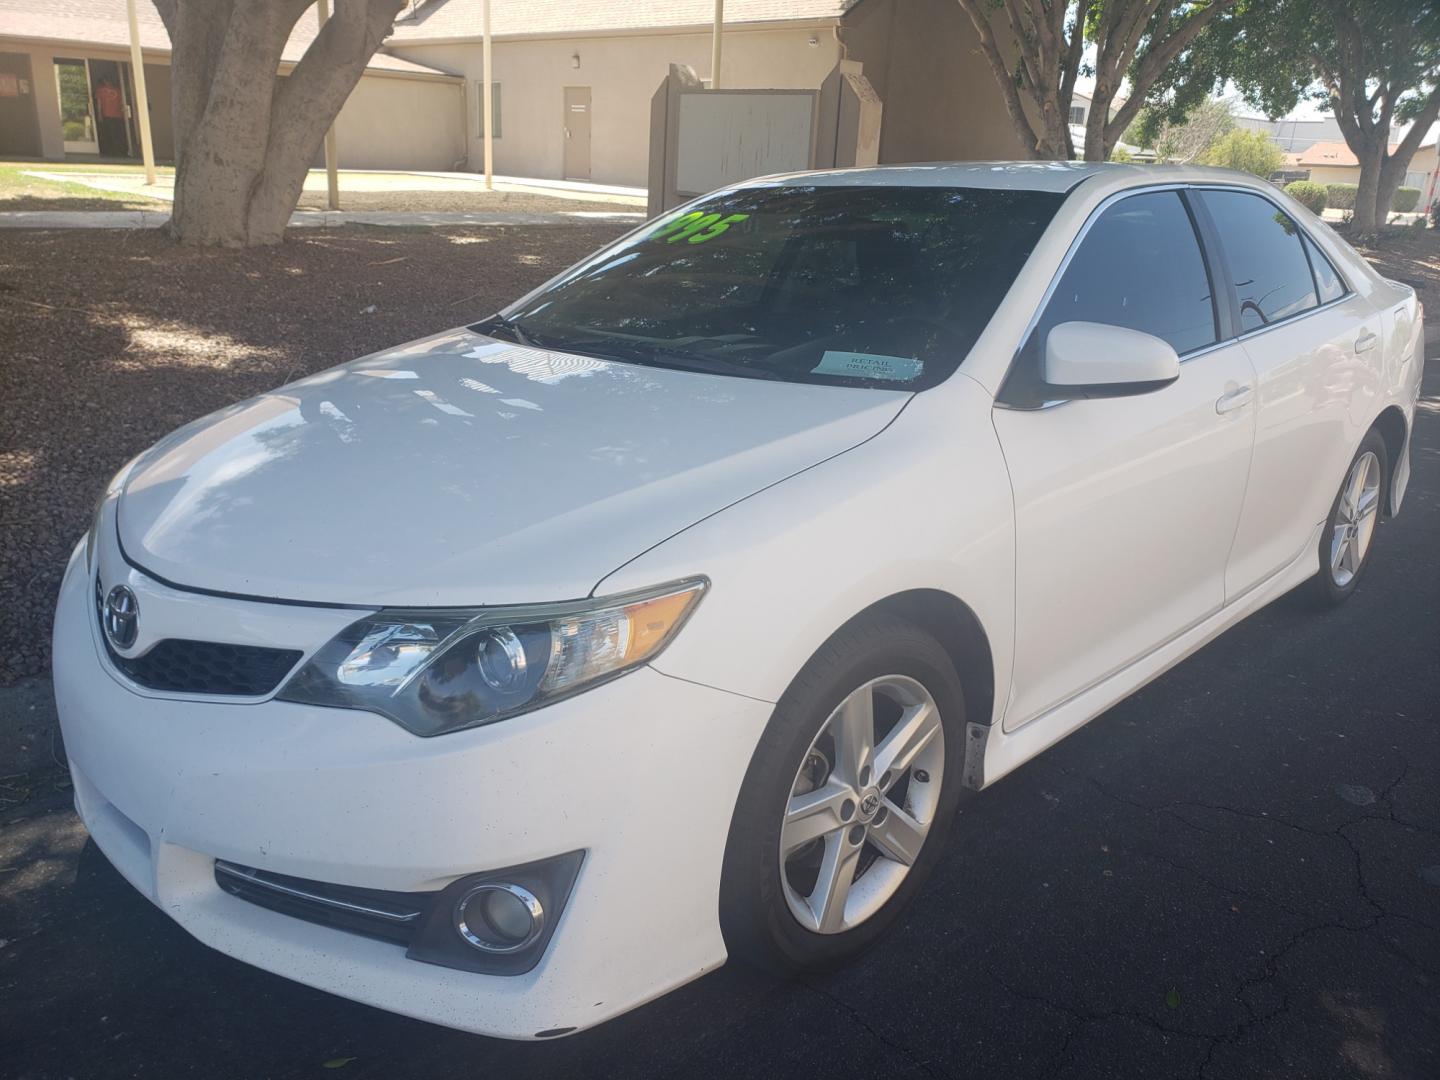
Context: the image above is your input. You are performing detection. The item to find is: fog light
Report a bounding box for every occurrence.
[455,883,543,953]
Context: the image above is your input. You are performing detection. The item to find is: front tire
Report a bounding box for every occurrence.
[1310,430,1388,607]
[719,615,967,973]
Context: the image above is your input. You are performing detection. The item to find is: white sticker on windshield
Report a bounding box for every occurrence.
[811,350,924,382]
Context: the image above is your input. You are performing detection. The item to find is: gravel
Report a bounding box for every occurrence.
[0,223,627,686]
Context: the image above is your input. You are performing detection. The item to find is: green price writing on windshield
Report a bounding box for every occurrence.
[649,211,751,245]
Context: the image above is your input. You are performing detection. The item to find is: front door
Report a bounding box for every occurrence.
[993,190,1257,729]
[564,86,591,180]
[54,58,99,154]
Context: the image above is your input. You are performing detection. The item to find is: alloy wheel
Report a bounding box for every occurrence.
[779,675,945,934]
[1330,450,1381,588]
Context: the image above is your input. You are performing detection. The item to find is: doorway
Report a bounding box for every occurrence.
[52,57,139,158]
[54,58,99,154]
[563,86,591,180]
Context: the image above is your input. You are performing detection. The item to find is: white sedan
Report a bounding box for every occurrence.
[57,163,1423,1039]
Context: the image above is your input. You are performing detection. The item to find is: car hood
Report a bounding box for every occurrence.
[117,328,909,606]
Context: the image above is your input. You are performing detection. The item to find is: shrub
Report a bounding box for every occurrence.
[1327,184,1358,210]
[1429,201,1440,229]
[62,120,86,141]
[1392,186,1421,213]
[1200,129,1284,178]
[1284,180,1327,213]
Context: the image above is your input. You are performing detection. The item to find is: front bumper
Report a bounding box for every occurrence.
[53,543,772,1038]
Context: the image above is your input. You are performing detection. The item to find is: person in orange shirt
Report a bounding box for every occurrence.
[94,77,126,157]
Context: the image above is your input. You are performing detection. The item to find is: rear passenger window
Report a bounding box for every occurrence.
[1036,190,1219,355]
[1202,191,1319,331]
[1302,233,1347,303]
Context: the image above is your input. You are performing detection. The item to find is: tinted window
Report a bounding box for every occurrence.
[1036,190,1218,354]
[1303,233,1347,303]
[475,185,1062,391]
[1202,190,1319,331]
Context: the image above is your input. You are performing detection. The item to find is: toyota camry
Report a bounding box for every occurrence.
[57,162,1424,1039]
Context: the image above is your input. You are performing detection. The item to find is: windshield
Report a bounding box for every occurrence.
[474,184,1063,390]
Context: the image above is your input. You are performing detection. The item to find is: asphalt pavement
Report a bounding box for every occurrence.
[2,366,1436,1080]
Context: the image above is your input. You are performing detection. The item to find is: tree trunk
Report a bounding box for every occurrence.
[155,0,406,247]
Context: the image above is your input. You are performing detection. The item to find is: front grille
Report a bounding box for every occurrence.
[96,576,302,696]
[215,861,431,946]
[108,637,303,696]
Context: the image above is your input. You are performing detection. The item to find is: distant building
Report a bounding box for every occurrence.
[1293,137,1439,207]
[0,0,466,167]
[1235,115,1344,155]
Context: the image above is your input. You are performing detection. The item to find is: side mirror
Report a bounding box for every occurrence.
[1043,321,1181,400]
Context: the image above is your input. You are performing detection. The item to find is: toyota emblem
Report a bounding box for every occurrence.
[103,585,140,649]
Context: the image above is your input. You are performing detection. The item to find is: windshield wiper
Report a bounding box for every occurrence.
[476,313,540,349]
[520,335,787,381]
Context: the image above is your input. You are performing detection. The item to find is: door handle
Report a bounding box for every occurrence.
[1215,386,1253,414]
[1354,330,1378,353]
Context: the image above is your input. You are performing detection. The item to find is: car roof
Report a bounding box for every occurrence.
[741,162,1271,195]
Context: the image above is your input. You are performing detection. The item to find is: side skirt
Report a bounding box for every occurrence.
[970,521,1324,790]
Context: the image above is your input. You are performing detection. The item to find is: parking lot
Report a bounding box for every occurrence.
[0,370,1433,1079]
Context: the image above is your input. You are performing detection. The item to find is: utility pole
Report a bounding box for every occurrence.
[318,0,340,209]
[483,0,493,189]
[124,0,156,185]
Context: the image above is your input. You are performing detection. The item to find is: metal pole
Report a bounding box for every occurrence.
[482,0,493,189]
[125,0,156,184]
[318,0,340,210]
[710,0,723,89]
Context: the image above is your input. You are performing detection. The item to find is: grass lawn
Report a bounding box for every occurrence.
[0,163,172,212]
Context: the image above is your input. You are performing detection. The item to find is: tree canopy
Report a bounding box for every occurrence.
[953,0,1245,161]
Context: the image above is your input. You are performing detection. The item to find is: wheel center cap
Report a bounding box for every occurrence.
[858,789,881,822]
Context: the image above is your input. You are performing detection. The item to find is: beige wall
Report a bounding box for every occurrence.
[392,26,843,186]
[326,73,466,170]
[838,0,1029,165]
[0,39,460,171]
[0,42,174,160]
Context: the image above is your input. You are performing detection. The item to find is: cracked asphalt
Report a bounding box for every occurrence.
[2,365,1436,1080]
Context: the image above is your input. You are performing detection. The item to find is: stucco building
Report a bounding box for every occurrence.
[2,0,1032,188]
[0,0,466,169]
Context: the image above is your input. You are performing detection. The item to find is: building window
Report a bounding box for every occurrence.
[1403,170,1427,190]
[476,81,501,138]
[1069,105,1086,125]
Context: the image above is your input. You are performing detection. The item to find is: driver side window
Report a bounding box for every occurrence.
[1002,190,1219,405]
[1038,190,1219,355]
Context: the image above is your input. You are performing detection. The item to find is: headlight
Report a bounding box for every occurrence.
[277,578,707,736]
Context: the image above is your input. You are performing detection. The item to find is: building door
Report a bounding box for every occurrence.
[0,53,43,157]
[87,58,132,158]
[54,58,100,154]
[563,86,591,180]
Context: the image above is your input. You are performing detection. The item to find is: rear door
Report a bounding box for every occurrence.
[993,189,1257,729]
[1194,189,1385,597]
[563,86,591,180]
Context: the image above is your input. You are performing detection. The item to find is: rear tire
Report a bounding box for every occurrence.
[719,614,967,974]
[1309,429,1388,608]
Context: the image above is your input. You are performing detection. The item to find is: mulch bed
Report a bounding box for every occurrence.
[1346,225,1440,326]
[0,223,627,686]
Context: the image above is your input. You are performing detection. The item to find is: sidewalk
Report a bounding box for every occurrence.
[18,167,648,208]
[0,208,645,230]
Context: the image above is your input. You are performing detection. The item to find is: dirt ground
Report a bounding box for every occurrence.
[0,224,628,686]
[1347,224,1440,320]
